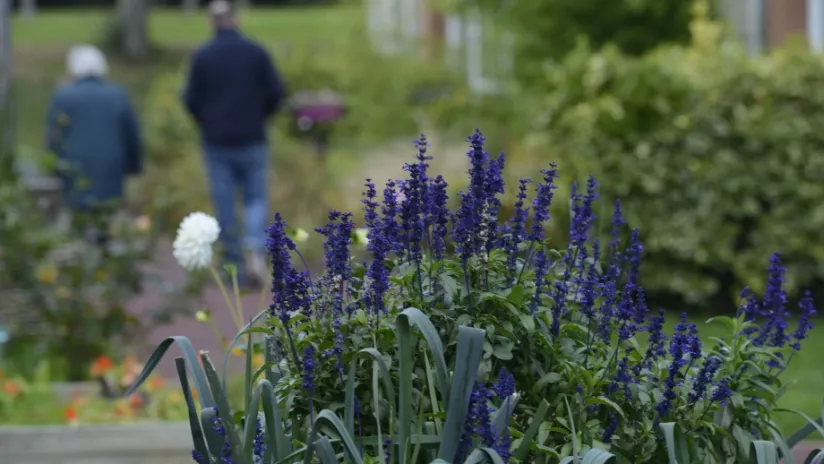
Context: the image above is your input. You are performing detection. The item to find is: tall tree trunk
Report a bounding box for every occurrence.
[181,0,197,14]
[19,0,36,18]
[117,0,149,60]
[0,0,14,180]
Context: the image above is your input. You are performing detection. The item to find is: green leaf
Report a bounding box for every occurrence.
[244,330,254,417]
[255,379,291,462]
[534,372,562,392]
[264,335,283,385]
[200,407,227,458]
[750,440,779,464]
[780,406,824,448]
[174,357,209,461]
[584,396,626,420]
[514,399,550,461]
[560,448,617,464]
[221,308,271,389]
[359,348,396,427]
[440,274,458,300]
[493,394,519,433]
[464,447,506,464]
[659,422,689,464]
[437,325,486,463]
[124,336,215,408]
[492,340,514,360]
[423,350,443,434]
[201,353,247,464]
[565,397,579,458]
[705,315,736,333]
[804,449,824,464]
[314,437,340,464]
[397,307,455,464]
[580,449,617,464]
[519,314,536,334]
[313,410,364,464]
[344,361,357,464]
[767,426,792,464]
[397,307,451,405]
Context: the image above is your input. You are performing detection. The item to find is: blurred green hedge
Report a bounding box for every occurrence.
[521,24,824,308]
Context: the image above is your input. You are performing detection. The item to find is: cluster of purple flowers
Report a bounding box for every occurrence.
[455,368,516,463]
[251,129,817,462]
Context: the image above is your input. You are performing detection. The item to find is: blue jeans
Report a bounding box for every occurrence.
[203,142,269,282]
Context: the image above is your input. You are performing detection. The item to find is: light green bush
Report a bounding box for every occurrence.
[521,20,824,307]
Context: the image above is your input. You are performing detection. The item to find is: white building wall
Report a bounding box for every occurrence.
[808,0,824,52]
[367,0,510,93]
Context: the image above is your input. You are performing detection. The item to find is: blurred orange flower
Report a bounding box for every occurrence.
[2,380,20,397]
[65,406,78,425]
[129,393,144,410]
[90,355,114,377]
[148,377,165,392]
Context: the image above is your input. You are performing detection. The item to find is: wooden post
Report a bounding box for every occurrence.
[19,0,35,18]
[0,0,14,180]
[766,0,806,48]
[116,0,150,60]
[181,0,198,14]
[419,0,445,61]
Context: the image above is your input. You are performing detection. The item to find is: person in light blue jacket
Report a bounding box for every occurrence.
[45,45,142,212]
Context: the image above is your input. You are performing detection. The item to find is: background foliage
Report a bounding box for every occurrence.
[497,11,824,309]
[451,0,698,88]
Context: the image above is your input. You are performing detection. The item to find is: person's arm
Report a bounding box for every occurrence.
[121,92,143,176]
[182,52,204,122]
[260,49,287,118]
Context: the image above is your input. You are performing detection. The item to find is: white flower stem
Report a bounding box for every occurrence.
[209,266,243,330]
[230,270,244,330]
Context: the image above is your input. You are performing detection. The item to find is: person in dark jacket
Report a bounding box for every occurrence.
[46,45,142,212]
[183,0,286,287]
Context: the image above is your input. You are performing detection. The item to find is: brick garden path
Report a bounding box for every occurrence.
[128,240,268,379]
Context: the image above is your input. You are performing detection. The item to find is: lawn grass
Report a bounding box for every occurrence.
[674,312,824,439]
[9,5,364,148]
[11,5,364,48]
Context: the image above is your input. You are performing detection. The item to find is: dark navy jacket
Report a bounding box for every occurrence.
[183,29,286,148]
[46,77,142,209]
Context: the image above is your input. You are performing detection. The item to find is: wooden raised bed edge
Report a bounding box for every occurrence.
[0,421,192,464]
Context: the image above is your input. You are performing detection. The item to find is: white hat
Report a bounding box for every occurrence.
[66,45,108,78]
[209,0,232,16]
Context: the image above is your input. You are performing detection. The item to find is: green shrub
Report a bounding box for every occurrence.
[521,24,824,307]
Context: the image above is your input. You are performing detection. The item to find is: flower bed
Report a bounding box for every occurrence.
[125,131,823,463]
[0,356,188,426]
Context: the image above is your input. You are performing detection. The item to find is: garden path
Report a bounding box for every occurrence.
[789,441,824,462]
[129,239,264,380]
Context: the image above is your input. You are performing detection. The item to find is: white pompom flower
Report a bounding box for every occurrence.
[172,212,221,271]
